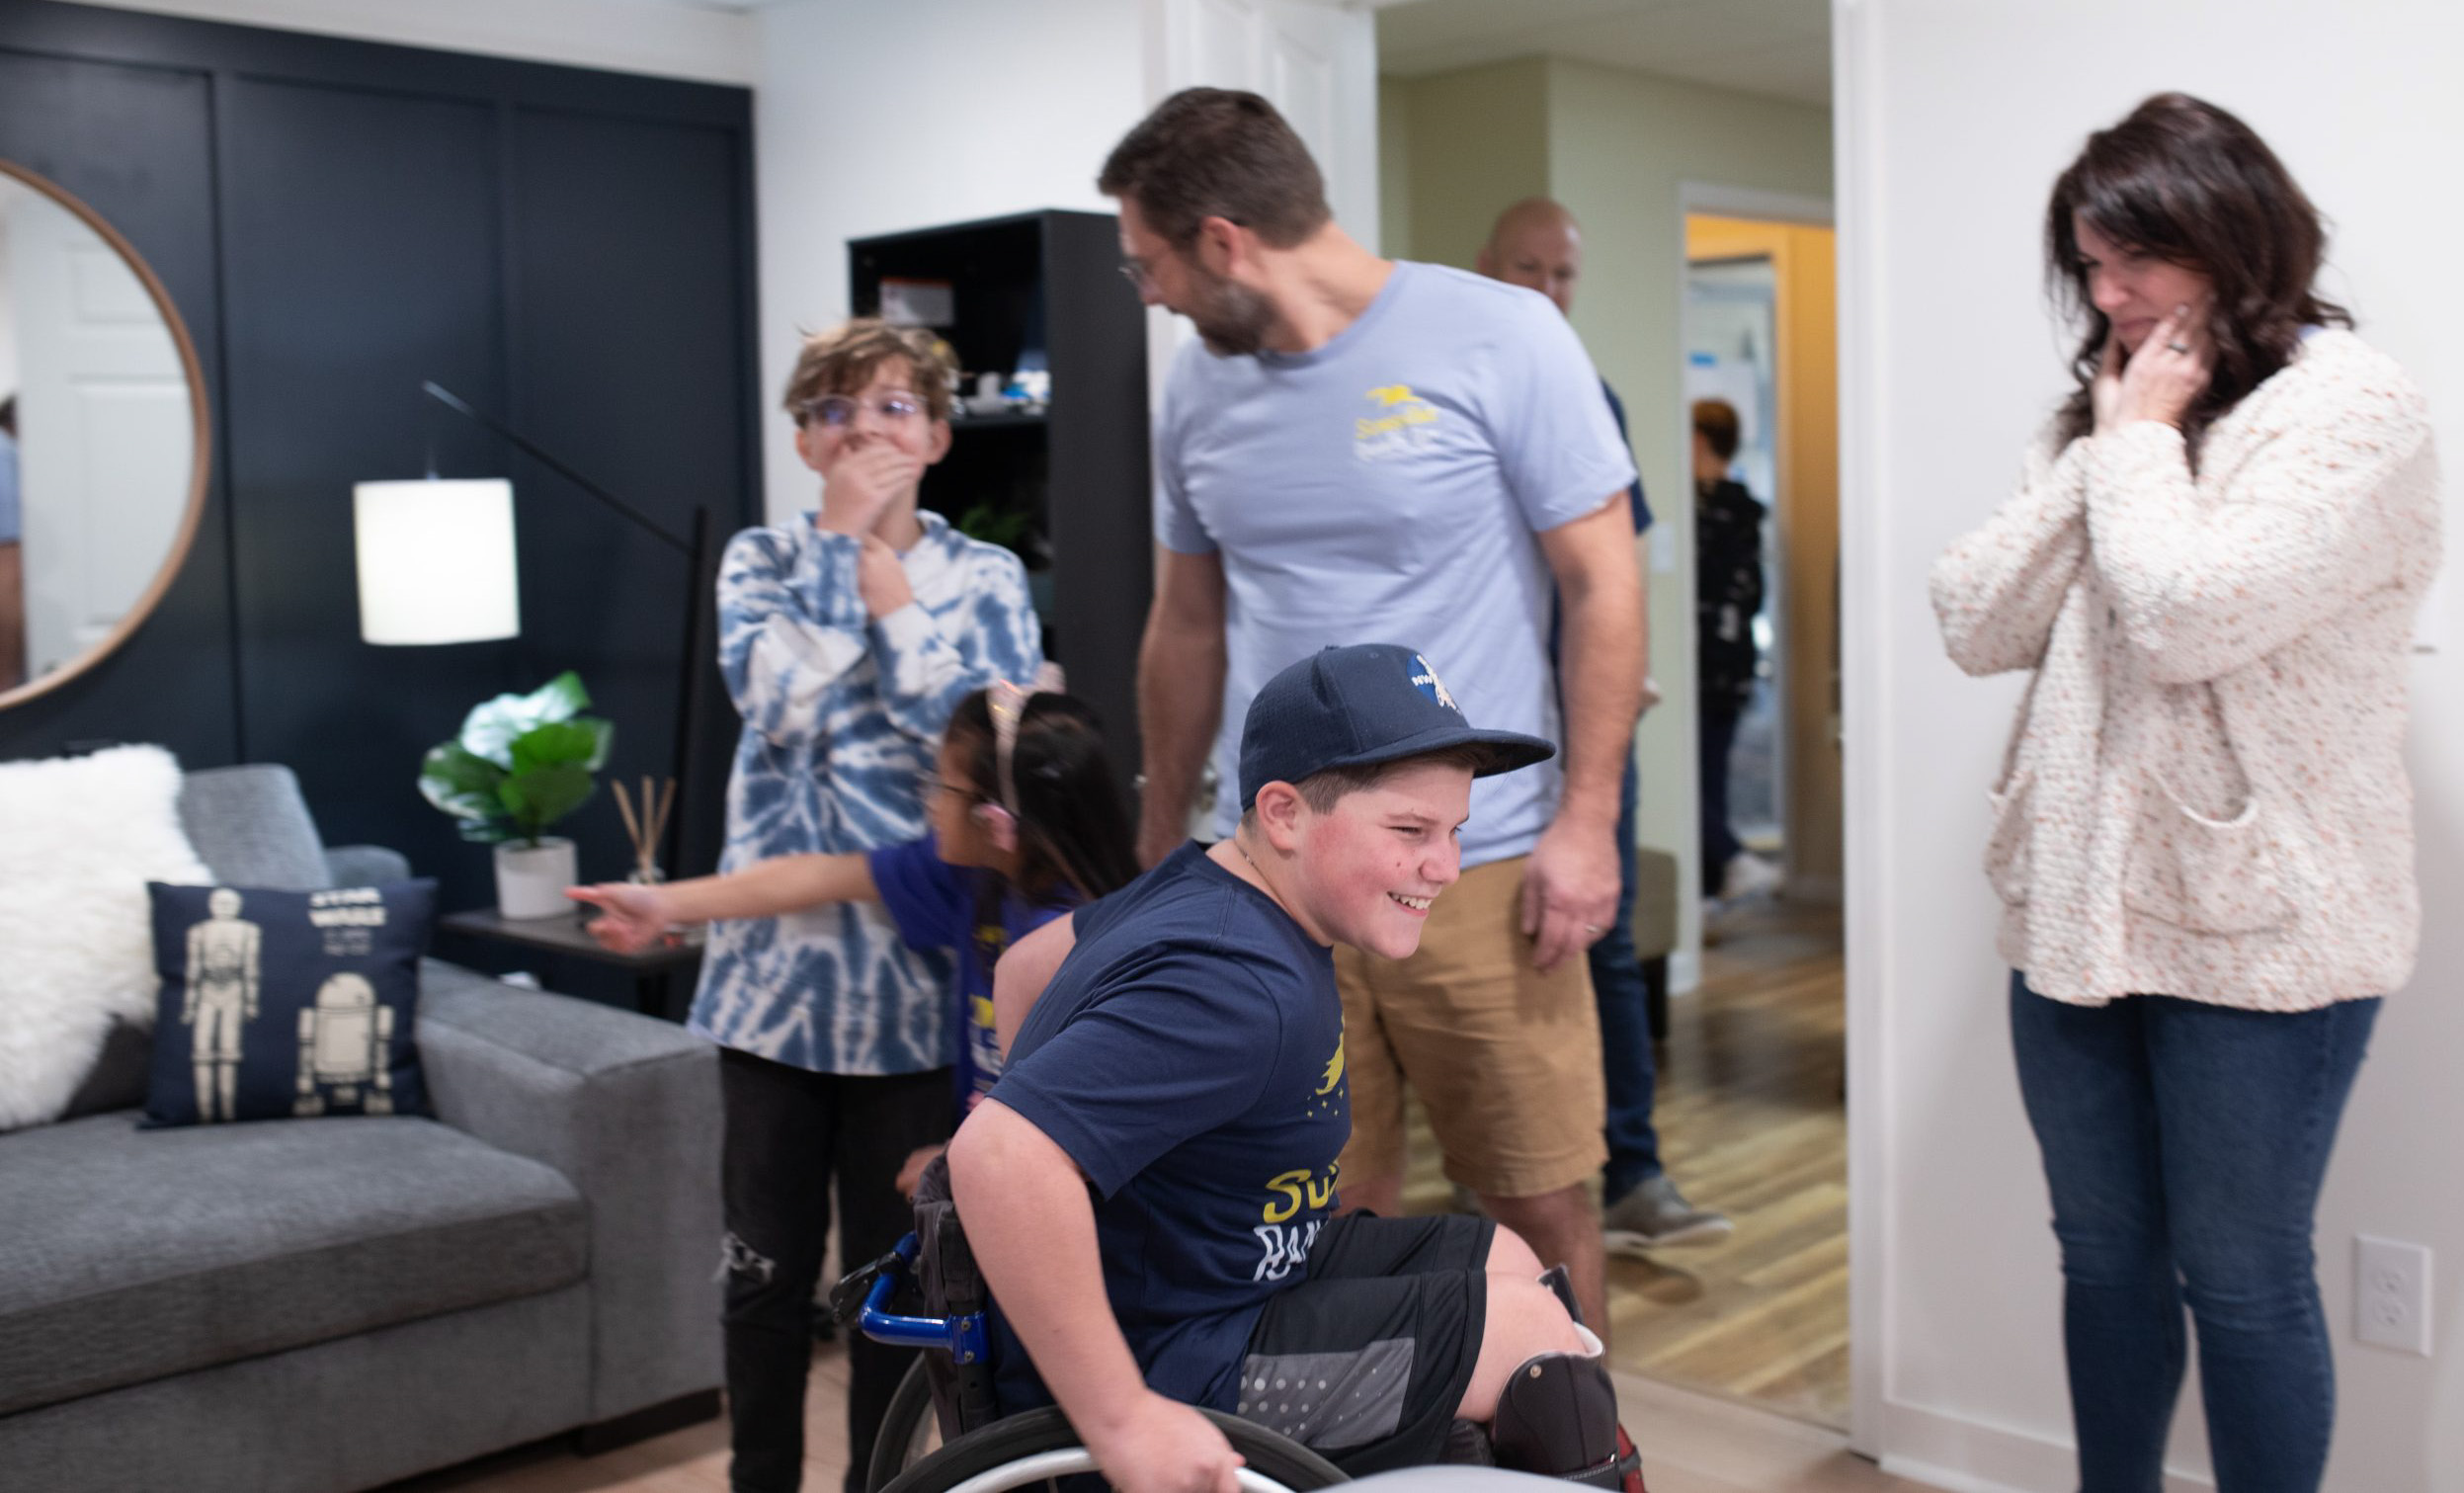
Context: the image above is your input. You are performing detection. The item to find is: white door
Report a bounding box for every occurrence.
[4,186,193,680]
[1145,0,1379,246]
[1140,0,1381,394]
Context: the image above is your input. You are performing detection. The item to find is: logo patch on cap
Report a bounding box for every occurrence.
[1409,654,1460,713]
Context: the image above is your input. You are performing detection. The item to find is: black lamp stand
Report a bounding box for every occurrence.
[421,379,714,876]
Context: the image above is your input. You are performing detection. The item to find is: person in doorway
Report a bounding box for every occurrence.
[1478,197,1730,1251]
[1111,88,1647,1335]
[1931,92,2437,1493]
[1689,398,1776,915]
[692,319,1043,1493]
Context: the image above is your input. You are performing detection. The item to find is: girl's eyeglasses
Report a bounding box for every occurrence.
[916,773,983,804]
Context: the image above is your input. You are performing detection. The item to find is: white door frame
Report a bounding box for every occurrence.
[1834,0,1886,1457]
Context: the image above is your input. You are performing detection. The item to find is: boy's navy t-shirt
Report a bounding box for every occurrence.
[985,841,1350,1415]
[866,835,1074,1114]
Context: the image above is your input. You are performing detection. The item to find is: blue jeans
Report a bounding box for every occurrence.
[1698,703,1743,877]
[1593,755,1661,1202]
[2009,974,2379,1493]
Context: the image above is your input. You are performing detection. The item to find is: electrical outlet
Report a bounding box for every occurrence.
[2355,1236,2433,1356]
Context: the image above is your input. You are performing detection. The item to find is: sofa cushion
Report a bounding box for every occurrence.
[0,1111,586,1416]
[177,766,335,892]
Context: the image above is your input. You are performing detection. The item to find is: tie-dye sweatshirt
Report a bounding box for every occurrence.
[688,509,1042,1073]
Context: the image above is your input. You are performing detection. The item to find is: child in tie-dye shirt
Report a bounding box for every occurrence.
[682,320,1040,1493]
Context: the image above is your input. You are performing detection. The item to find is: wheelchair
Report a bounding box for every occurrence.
[830,1166,1645,1493]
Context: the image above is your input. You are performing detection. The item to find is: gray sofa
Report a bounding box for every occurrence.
[0,765,723,1492]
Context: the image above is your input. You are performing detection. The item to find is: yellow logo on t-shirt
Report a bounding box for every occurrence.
[1355,384,1441,461]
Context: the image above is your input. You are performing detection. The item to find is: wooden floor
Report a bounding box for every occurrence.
[393,899,1859,1493]
[1401,898,1850,1429]
[385,1342,1931,1493]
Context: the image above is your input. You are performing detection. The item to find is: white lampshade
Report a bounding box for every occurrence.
[353,478,522,645]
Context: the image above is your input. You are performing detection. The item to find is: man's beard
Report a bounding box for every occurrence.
[1188,271,1276,357]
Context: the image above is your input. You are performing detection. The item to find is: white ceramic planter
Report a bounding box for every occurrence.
[494,836,578,920]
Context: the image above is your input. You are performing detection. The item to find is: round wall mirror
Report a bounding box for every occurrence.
[0,159,209,708]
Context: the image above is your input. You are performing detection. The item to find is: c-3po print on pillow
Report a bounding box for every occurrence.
[140,880,436,1127]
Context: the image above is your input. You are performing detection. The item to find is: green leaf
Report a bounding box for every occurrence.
[509,717,613,774]
[457,671,594,767]
[499,762,595,838]
[418,741,508,826]
[955,502,1030,552]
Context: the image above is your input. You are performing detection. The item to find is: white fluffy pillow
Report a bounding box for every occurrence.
[0,745,212,1130]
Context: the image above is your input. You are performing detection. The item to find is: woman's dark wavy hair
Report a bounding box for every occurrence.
[2046,92,2350,460]
[945,687,1139,905]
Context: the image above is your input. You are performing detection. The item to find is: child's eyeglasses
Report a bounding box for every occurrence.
[799,392,926,428]
[916,773,981,804]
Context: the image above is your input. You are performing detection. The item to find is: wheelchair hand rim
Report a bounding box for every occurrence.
[936,1450,1301,1493]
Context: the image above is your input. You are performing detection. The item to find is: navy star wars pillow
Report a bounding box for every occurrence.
[141,880,436,1127]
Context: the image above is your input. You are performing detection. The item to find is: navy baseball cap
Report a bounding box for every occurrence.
[1238,644,1555,811]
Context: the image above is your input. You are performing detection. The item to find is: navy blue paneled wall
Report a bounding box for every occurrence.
[0,2,759,922]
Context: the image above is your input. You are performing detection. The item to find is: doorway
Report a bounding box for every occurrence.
[1580,207,1848,1428]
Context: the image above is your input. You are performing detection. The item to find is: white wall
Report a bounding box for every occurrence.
[752,0,1150,524]
[68,0,756,84]
[1841,2,2464,1489]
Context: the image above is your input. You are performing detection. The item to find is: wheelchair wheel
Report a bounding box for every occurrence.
[877,1405,1348,1493]
[866,1358,945,1493]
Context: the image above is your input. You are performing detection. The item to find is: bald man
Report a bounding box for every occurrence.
[1478,198,1732,1254]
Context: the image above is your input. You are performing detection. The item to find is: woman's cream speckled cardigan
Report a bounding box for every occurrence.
[1930,330,2440,1010]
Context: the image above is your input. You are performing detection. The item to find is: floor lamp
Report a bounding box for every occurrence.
[353,380,713,876]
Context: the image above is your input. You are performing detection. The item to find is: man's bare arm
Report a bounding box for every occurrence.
[946,1100,1241,1493]
[1522,499,1648,971]
[1135,546,1228,868]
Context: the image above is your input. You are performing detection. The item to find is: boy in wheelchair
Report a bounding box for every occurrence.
[941,645,1640,1493]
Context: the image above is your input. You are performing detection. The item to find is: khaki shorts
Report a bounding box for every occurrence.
[1334,855,1606,1199]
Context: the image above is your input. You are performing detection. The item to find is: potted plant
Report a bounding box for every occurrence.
[419,671,614,919]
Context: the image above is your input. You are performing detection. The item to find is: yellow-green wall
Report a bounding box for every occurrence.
[1378,57,1833,977]
[1384,57,1551,271]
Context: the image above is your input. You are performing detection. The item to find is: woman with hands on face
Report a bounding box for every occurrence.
[1931,94,2439,1493]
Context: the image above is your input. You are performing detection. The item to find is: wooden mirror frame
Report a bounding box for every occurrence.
[0,158,212,712]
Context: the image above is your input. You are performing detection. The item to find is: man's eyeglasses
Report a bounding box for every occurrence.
[799,392,927,429]
[1118,260,1159,294]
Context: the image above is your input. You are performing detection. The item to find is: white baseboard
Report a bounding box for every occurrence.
[1880,1400,2213,1493]
[1668,950,1700,995]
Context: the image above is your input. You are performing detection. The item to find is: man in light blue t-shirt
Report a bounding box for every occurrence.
[1104,88,1647,1334]
[1479,197,1733,1255]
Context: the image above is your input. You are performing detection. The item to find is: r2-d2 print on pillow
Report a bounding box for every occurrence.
[143,879,436,1127]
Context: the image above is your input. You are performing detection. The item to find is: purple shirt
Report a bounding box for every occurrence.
[866,834,1074,1114]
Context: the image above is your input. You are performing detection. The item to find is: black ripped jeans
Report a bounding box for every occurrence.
[719,1046,951,1493]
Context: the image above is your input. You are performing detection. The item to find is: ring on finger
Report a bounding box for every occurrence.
[2166,339,2190,353]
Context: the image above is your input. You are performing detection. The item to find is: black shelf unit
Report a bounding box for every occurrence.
[851,209,1152,773]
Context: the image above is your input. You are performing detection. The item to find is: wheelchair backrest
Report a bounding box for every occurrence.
[912,1153,1001,1440]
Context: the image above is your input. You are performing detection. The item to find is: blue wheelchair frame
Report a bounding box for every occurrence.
[856,1232,988,1365]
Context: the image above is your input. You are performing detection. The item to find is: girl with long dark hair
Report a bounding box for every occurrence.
[577,677,1137,1132]
[1931,93,2439,1491]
